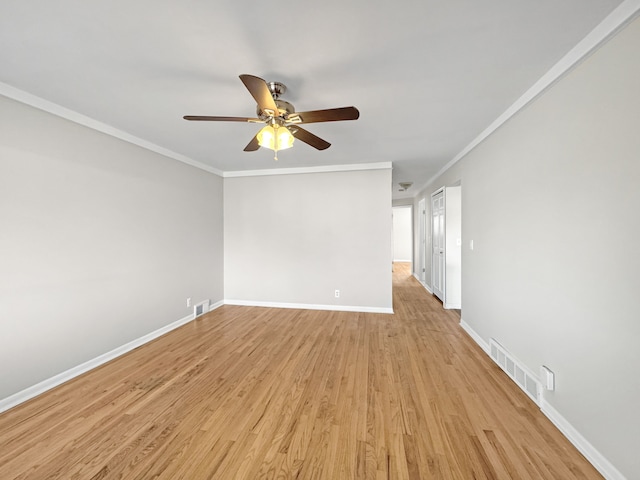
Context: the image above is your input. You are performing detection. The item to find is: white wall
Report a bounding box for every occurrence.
[0,95,224,402]
[444,186,461,308]
[224,168,393,312]
[392,206,412,262]
[413,15,640,479]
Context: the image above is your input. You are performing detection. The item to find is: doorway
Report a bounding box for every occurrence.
[392,206,413,265]
[430,185,462,309]
[431,189,445,301]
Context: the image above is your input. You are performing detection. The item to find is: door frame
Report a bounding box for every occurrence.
[431,187,446,301]
[417,198,426,284]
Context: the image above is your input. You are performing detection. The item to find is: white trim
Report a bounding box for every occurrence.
[412,273,433,294]
[223,162,392,178]
[0,80,390,180]
[209,299,225,311]
[541,399,627,480]
[430,187,446,302]
[0,81,390,181]
[0,311,198,414]
[422,0,640,190]
[393,258,412,263]
[0,298,388,413]
[224,299,393,314]
[392,199,414,207]
[444,302,461,310]
[0,82,223,177]
[459,318,490,354]
[459,319,625,479]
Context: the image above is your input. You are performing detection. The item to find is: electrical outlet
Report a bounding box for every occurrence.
[186,297,192,308]
[335,290,340,298]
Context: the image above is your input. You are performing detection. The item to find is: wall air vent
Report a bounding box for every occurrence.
[194,299,210,318]
[489,338,541,405]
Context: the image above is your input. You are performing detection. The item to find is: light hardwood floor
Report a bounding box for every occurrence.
[0,263,602,479]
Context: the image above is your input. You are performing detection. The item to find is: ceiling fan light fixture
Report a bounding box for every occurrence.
[183,74,359,158]
[257,124,294,160]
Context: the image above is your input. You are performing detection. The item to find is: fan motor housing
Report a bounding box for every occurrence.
[267,81,286,98]
[257,99,295,119]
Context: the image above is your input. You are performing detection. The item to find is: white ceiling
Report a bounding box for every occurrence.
[0,0,626,198]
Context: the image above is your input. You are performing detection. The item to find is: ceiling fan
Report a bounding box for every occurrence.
[183,74,360,160]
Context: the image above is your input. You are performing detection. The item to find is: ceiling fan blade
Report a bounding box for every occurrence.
[239,74,279,116]
[243,135,260,152]
[293,106,360,124]
[183,115,260,122]
[291,126,331,150]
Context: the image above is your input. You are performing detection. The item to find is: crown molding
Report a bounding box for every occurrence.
[422,0,640,191]
[0,82,224,177]
[223,161,393,178]
[1,80,391,180]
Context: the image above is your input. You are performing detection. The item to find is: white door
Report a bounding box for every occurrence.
[431,189,445,301]
[418,198,426,283]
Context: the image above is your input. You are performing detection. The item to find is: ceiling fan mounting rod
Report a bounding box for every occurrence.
[183,74,359,155]
[267,81,286,100]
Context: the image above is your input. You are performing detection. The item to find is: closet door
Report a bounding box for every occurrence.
[431,189,445,301]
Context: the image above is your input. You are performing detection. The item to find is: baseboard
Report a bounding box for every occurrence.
[541,400,627,480]
[224,299,393,314]
[209,299,224,311]
[0,297,385,413]
[459,318,624,479]
[444,302,462,310]
[459,318,490,354]
[412,273,433,294]
[0,311,202,414]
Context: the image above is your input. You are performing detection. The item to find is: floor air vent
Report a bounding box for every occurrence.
[489,339,540,405]
[194,300,210,318]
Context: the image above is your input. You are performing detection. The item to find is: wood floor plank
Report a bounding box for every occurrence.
[0,263,603,479]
